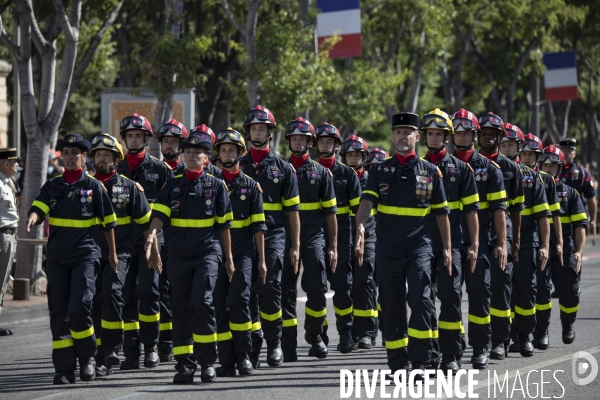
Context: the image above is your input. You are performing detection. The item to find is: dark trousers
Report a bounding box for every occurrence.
[158,250,172,351]
[463,243,491,348]
[251,247,283,344]
[326,229,353,335]
[511,246,538,335]
[47,258,98,372]
[490,241,513,343]
[535,255,552,331]
[351,241,376,338]
[551,251,580,326]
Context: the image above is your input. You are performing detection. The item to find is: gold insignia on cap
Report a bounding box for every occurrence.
[68,136,76,143]
[190,137,198,144]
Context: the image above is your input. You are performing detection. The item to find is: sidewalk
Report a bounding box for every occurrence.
[0,294,48,325]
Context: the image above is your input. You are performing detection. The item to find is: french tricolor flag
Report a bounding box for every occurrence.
[316,0,362,58]
[543,51,579,102]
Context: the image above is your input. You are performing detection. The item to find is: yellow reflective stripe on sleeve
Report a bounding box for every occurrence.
[217,332,233,341]
[231,219,250,228]
[252,322,262,331]
[349,197,360,206]
[559,303,579,313]
[320,198,337,208]
[468,314,491,325]
[334,306,353,316]
[385,337,408,349]
[407,328,433,339]
[172,218,215,228]
[461,193,479,205]
[299,202,321,210]
[97,338,102,346]
[479,201,489,209]
[134,211,152,225]
[549,202,561,212]
[430,201,448,209]
[230,321,252,331]
[305,307,327,318]
[260,310,282,321]
[514,306,536,316]
[152,203,171,217]
[173,345,193,355]
[216,212,234,224]
[535,302,552,311]
[250,213,265,223]
[377,204,430,217]
[160,322,173,331]
[282,319,297,327]
[32,200,50,214]
[447,201,461,210]
[53,338,74,349]
[139,313,160,323]
[571,212,587,222]
[193,333,217,343]
[490,308,511,318]
[432,330,439,339]
[353,309,376,317]
[101,320,124,330]
[102,213,117,226]
[117,216,132,225]
[49,217,96,228]
[363,190,379,198]
[70,326,94,340]
[487,190,507,201]
[282,196,300,207]
[336,206,350,214]
[532,203,550,213]
[510,195,525,205]
[439,321,463,330]
[124,322,140,331]
[263,202,283,211]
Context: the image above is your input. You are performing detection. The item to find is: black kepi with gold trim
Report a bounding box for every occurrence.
[0,148,18,160]
[391,112,420,130]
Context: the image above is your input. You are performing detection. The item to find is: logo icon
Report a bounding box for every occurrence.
[572,351,598,385]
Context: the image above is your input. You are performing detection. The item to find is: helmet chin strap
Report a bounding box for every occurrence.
[250,129,272,147]
[126,141,147,155]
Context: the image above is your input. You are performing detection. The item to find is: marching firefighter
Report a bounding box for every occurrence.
[477,112,524,361]
[451,109,508,369]
[117,114,173,370]
[280,117,338,361]
[145,130,234,384]
[89,134,155,375]
[189,125,223,178]
[213,128,267,376]
[421,109,480,374]
[540,146,587,344]
[355,112,452,380]
[341,135,378,349]
[158,119,188,174]
[26,134,118,384]
[364,148,388,172]
[499,125,550,357]
[240,106,300,368]
[315,122,361,354]
[519,134,562,350]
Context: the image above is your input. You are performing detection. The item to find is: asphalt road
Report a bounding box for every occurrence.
[1,242,600,400]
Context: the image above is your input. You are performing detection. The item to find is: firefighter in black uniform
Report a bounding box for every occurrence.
[155,119,189,361]
[315,122,361,354]
[213,128,267,377]
[89,134,156,375]
[364,148,388,172]
[355,112,452,380]
[117,114,173,370]
[499,125,550,357]
[189,125,223,178]
[341,135,378,349]
[27,134,118,384]
[540,146,587,344]
[240,106,300,368]
[520,134,562,350]
[145,130,234,384]
[280,117,338,361]
[477,112,524,361]
[451,108,508,369]
[421,109,480,374]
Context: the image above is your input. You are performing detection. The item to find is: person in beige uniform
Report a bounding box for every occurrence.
[0,148,19,337]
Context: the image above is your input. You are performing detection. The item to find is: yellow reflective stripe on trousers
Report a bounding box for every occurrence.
[217,332,233,341]
[134,211,152,225]
[260,309,282,321]
[377,204,430,217]
[407,328,432,339]
[252,321,262,331]
[385,337,408,350]
[101,320,124,330]
[139,313,160,322]
[320,198,337,208]
[305,307,327,318]
[160,322,173,331]
[336,206,350,215]
[535,302,552,311]
[124,322,140,331]
[97,338,102,346]
[334,306,353,316]
[49,217,95,228]
[282,196,300,207]
[377,303,382,311]
[439,321,463,330]
[153,203,171,217]
[323,318,328,326]
[487,190,507,201]
[448,201,461,210]
[571,212,587,222]
[230,321,252,331]
[193,333,217,343]
[53,338,74,349]
[32,200,50,215]
[363,190,379,198]
[559,303,579,313]
[282,319,297,327]
[432,330,439,339]
[300,202,321,211]
[490,308,511,318]
[461,193,479,206]
[263,202,283,211]
[174,345,193,355]
[70,326,94,339]
[172,218,214,228]
[514,306,536,316]
[116,216,132,225]
[468,314,491,325]
[353,309,376,317]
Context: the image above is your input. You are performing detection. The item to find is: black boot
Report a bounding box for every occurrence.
[441,355,460,375]
[248,352,260,369]
[173,370,195,384]
[200,365,217,383]
[490,341,505,360]
[236,354,253,376]
[338,333,354,354]
[266,340,283,366]
[79,359,96,382]
[105,352,121,368]
[508,339,521,353]
[411,364,425,383]
[144,346,160,368]
[120,355,140,370]
[215,365,236,377]
[358,336,372,350]
[519,334,534,357]
[95,365,113,376]
[471,347,489,369]
[535,329,549,350]
[562,324,576,344]
[371,336,377,347]
[53,371,75,385]
[308,335,328,359]
[283,348,297,362]
[158,345,173,362]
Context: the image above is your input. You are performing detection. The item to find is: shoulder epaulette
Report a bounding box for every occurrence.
[466,163,474,173]
[206,173,215,178]
[575,189,582,197]
[491,161,501,169]
[289,164,296,173]
[120,174,129,179]
[164,162,173,170]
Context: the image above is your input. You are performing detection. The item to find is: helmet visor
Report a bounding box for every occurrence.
[479,114,503,128]
[120,116,145,130]
[244,110,269,124]
[342,140,366,153]
[539,152,561,163]
[452,118,476,131]
[158,124,183,136]
[422,114,450,129]
[286,121,312,134]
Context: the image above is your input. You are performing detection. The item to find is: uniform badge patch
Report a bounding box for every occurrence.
[135,182,144,192]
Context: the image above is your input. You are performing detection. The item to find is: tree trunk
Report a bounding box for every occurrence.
[407,33,424,114]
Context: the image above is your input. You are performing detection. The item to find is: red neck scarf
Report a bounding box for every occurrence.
[565,163,573,169]
[250,148,270,166]
[64,168,83,184]
[222,168,241,181]
[94,169,116,183]
[394,152,416,165]
[426,149,447,164]
[290,153,309,170]
[319,157,335,170]
[454,148,475,162]
[481,151,498,161]
[164,159,179,170]
[185,168,203,182]
[126,151,145,172]
[356,168,365,179]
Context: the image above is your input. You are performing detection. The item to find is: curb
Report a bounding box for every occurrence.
[0,304,49,325]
